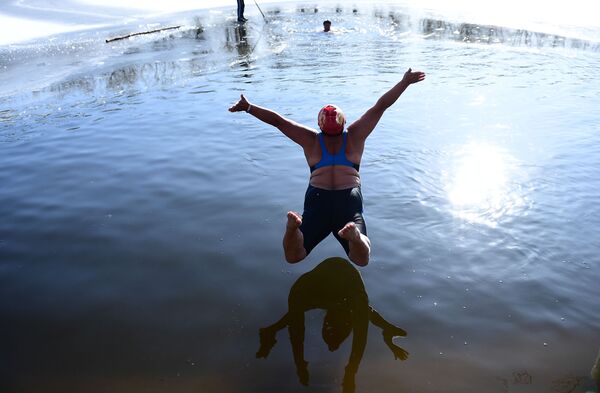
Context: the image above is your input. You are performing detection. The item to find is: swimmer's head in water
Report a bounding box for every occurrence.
[322,308,352,351]
[318,104,345,136]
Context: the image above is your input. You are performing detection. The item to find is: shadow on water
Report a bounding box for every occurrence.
[256,257,409,393]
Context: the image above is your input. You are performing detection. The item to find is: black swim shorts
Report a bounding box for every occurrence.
[299,185,367,255]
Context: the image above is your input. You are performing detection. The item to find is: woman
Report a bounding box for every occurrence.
[229,68,425,266]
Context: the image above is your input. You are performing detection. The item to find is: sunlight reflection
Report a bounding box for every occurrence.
[444,142,526,227]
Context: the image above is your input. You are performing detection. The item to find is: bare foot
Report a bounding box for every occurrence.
[287,211,302,229]
[338,222,370,266]
[338,222,360,241]
[284,211,306,263]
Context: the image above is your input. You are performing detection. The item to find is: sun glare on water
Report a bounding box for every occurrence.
[444,142,527,227]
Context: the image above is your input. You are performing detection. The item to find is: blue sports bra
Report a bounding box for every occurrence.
[309,132,360,173]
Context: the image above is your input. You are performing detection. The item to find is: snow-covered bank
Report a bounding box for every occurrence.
[0,0,265,46]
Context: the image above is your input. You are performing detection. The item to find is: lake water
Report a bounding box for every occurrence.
[1,2,600,392]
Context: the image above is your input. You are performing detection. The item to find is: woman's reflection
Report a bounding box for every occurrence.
[256,257,408,393]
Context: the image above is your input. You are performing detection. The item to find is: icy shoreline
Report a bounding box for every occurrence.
[1,0,599,47]
[0,0,287,46]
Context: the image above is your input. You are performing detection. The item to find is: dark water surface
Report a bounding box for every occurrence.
[1,2,600,392]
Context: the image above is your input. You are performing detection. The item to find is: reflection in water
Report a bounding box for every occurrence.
[0,109,17,125]
[256,257,408,393]
[414,15,598,50]
[367,7,600,50]
[46,22,260,95]
[444,142,526,227]
[225,23,254,66]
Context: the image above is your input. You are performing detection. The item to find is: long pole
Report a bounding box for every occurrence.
[106,26,181,43]
[253,0,268,24]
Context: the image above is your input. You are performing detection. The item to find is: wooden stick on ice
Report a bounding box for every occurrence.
[106,25,181,43]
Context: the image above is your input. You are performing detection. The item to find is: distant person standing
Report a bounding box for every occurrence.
[237,0,247,22]
[323,20,332,32]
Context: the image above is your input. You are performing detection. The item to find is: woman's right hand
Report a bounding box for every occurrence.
[402,68,426,85]
[229,94,251,112]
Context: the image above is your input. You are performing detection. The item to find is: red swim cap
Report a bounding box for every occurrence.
[318,104,345,136]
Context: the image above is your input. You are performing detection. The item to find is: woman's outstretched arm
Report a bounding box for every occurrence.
[348,68,425,142]
[229,94,317,148]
